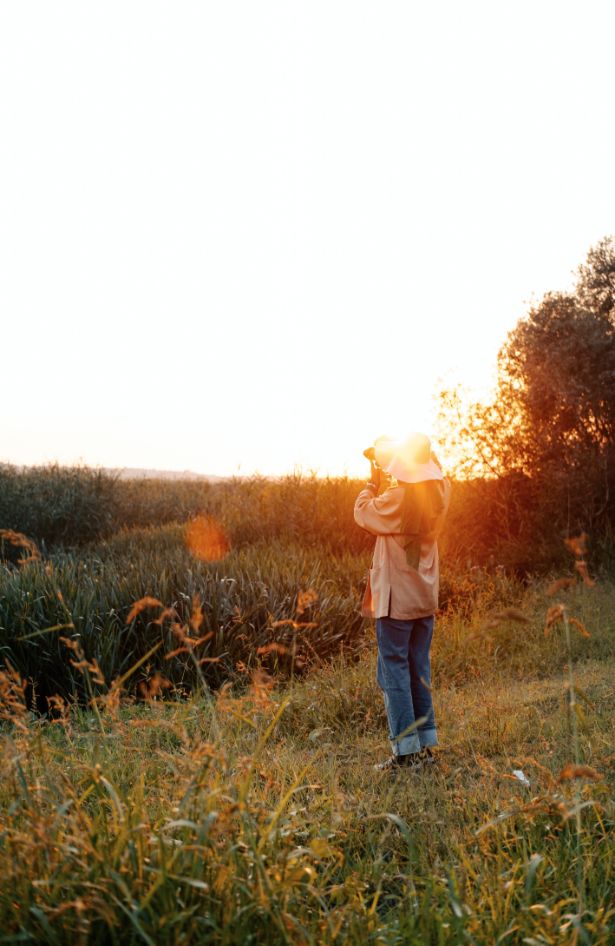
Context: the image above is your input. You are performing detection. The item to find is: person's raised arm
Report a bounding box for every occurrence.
[354,469,403,536]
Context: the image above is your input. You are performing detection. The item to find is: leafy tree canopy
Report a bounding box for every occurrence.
[438,236,615,537]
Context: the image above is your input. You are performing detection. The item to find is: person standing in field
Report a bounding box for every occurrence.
[354,433,451,771]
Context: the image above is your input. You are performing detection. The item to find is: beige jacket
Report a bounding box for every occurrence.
[354,479,451,620]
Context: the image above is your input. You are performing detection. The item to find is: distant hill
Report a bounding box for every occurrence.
[107,467,227,482]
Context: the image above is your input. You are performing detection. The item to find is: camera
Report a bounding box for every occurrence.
[363,446,380,468]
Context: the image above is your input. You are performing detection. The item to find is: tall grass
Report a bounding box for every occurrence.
[2,462,608,572]
[0,529,368,704]
[2,519,614,709]
[0,463,116,550]
[1,470,614,942]
[0,465,373,555]
[0,624,613,944]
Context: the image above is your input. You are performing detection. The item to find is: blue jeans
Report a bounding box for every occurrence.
[376,615,437,756]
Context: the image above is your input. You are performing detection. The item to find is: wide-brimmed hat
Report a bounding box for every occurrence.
[372,433,443,484]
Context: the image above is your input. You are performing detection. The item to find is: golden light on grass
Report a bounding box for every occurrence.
[185,516,230,562]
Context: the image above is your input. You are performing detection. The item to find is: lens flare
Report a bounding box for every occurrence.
[185,516,230,562]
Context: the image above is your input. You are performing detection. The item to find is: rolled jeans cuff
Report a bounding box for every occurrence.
[392,727,438,757]
[418,727,438,749]
[392,732,421,756]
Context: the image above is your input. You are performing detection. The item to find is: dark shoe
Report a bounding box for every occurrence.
[418,747,438,765]
[374,752,423,772]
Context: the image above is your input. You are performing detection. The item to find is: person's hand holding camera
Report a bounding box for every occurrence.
[367,460,382,493]
[363,446,383,493]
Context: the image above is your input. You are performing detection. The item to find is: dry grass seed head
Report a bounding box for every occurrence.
[0,661,29,730]
[296,588,318,616]
[190,594,204,633]
[558,763,603,783]
[0,529,41,565]
[483,607,531,629]
[257,643,289,656]
[564,533,588,558]
[544,604,566,634]
[574,559,596,587]
[546,577,577,596]
[138,672,173,701]
[69,658,105,687]
[125,597,164,624]
[568,616,591,639]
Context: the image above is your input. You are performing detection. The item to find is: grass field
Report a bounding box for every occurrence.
[1,568,614,944]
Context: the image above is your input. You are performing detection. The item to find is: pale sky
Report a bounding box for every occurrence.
[2,1,614,477]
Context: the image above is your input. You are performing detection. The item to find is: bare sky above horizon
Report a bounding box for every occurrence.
[2,1,614,477]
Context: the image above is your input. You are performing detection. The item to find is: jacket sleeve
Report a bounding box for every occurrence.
[354,487,404,536]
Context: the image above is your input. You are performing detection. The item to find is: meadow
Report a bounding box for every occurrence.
[0,467,614,943]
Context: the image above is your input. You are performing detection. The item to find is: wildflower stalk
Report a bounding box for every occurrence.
[562,606,584,926]
[82,662,106,735]
[56,593,106,735]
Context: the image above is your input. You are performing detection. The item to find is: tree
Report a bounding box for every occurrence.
[437,237,615,563]
[576,236,615,317]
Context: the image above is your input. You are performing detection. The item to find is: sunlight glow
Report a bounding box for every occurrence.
[1,1,614,477]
